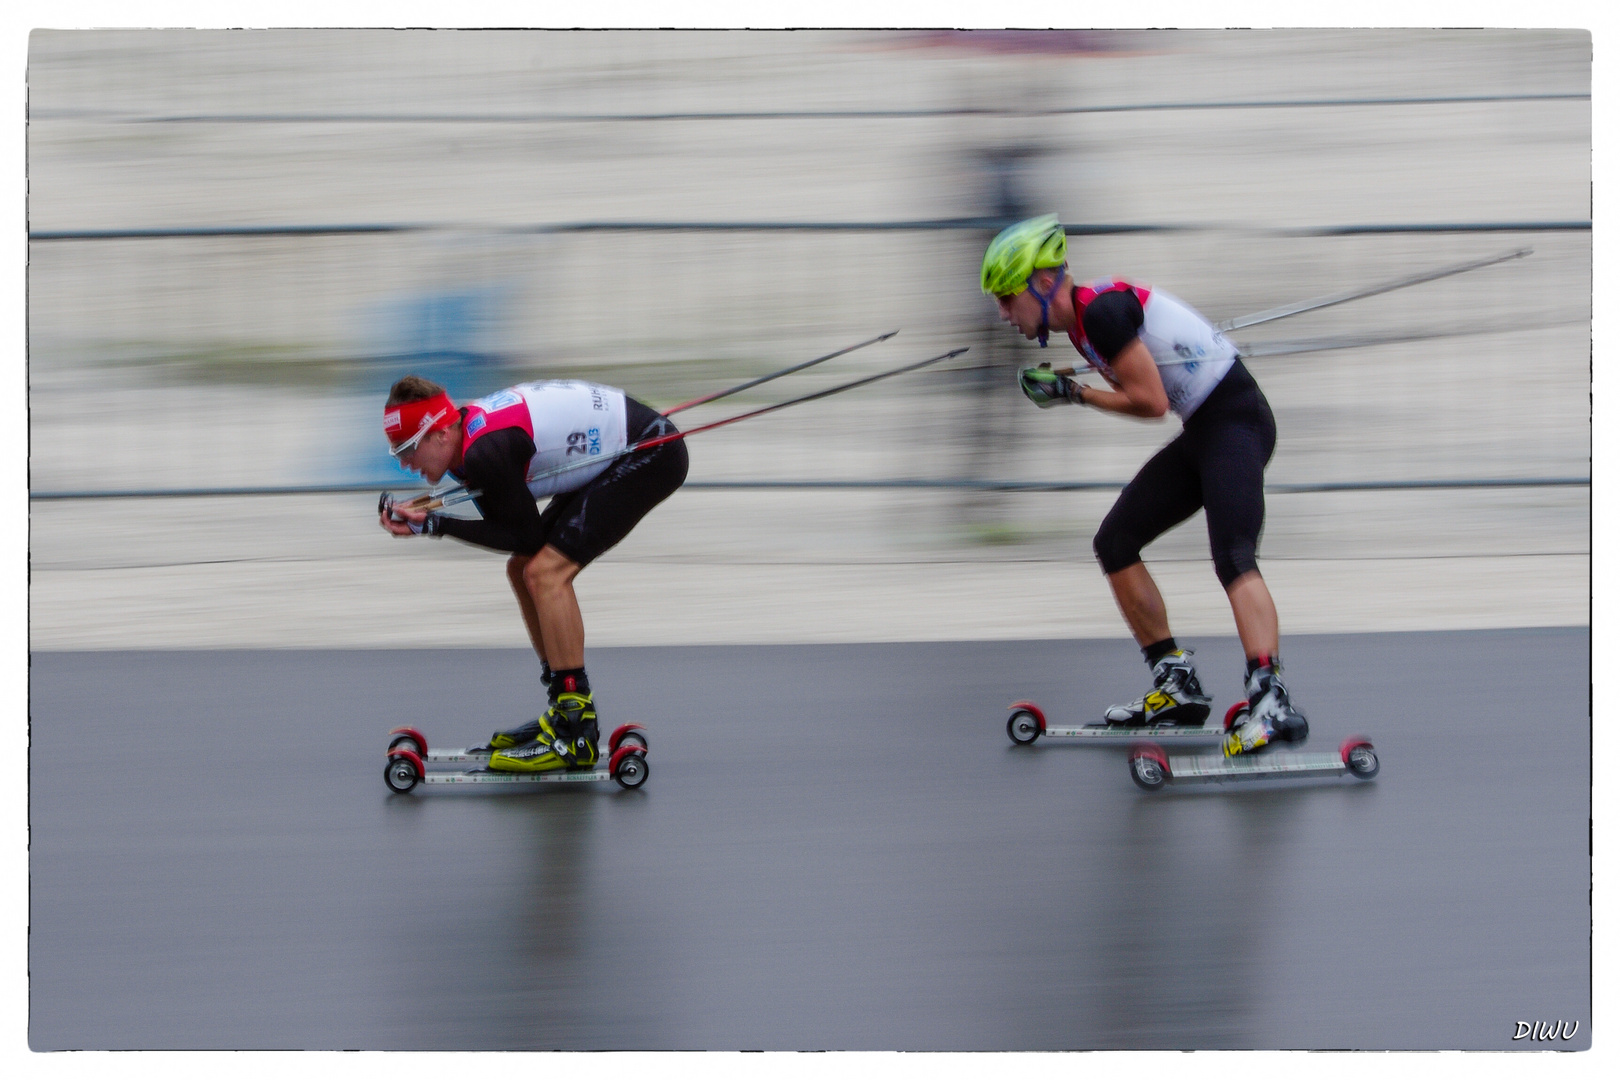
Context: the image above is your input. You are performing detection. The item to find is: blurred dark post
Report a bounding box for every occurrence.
[962,146,1045,540]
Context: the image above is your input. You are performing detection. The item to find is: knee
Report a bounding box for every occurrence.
[1093,521,1142,576]
[523,548,574,594]
[521,556,552,593]
[1213,541,1259,589]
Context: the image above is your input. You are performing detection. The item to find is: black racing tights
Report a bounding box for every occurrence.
[1092,360,1276,588]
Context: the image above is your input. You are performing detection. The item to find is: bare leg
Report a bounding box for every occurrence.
[522,545,586,671]
[506,554,549,667]
[1224,570,1279,661]
[1106,561,1173,647]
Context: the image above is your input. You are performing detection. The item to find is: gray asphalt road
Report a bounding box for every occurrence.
[29,629,1590,1051]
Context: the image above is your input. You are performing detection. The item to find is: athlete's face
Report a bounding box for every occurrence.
[995,287,1046,340]
[396,426,458,484]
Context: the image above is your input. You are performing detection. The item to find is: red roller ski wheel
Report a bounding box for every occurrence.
[609,744,649,790]
[1128,741,1171,791]
[1340,737,1380,780]
[609,724,648,754]
[384,747,424,793]
[388,726,428,756]
[1006,701,1046,745]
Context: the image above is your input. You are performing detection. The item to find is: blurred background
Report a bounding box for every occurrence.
[27,28,1590,648]
[25,30,1595,1053]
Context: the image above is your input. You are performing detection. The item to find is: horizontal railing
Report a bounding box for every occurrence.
[28,90,1590,124]
[27,477,1591,502]
[28,219,1592,241]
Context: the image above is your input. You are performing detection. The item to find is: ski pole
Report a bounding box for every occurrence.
[1214,247,1532,332]
[382,488,481,516]
[663,329,899,415]
[509,345,970,491]
[391,345,970,509]
[630,344,968,449]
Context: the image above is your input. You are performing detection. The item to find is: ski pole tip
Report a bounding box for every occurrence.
[879,329,900,340]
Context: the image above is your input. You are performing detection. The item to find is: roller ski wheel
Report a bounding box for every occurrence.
[1342,737,1380,779]
[388,726,428,757]
[1128,743,1170,791]
[1007,704,1044,746]
[609,724,649,754]
[384,747,424,794]
[610,745,650,790]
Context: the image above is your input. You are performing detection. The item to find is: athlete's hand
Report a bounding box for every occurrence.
[380,508,420,536]
[379,498,431,537]
[1018,363,1080,408]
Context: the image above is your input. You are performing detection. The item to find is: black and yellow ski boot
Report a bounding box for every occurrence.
[488,690,600,773]
[470,668,557,752]
[477,717,544,753]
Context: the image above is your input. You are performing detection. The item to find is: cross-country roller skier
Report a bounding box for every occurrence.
[378,375,688,771]
[981,214,1306,757]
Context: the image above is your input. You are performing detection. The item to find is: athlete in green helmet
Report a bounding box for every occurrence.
[980,214,1071,347]
[982,215,1308,757]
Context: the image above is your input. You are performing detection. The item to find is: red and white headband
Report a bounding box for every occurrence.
[383,392,457,455]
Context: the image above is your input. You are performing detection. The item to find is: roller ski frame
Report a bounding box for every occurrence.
[382,724,650,793]
[1125,701,1379,791]
[1128,735,1379,790]
[1005,700,1227,745]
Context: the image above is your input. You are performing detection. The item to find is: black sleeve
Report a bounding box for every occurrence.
[432,427,549,555]
[1081,289,1145,362]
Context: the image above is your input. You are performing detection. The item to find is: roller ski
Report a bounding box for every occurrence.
[383,700,649,794]
[1126,659,1374,790]
[389,721,648,766]
[384,724,648,792]
[1005,700,1228,745]
[1127,732,1380,791]
[1006,649,1219,745]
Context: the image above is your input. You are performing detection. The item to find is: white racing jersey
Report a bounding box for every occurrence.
[1068,280,1239,421]
[461,380,629,497]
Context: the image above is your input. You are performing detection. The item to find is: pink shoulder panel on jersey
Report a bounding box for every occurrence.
[1074,278,1152,311]
[460,388,535,455]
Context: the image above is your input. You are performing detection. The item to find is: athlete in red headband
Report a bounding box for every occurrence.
[379,374,688,772]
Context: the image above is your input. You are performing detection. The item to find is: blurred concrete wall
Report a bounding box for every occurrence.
[27,29,1590,648]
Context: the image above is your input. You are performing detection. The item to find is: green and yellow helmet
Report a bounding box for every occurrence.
[980,214,1068,297]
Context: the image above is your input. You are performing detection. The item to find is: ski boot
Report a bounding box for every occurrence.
[478,716,544,753]
[487,691,600,773]
[1223,658,1309,757]
[1104,649,1213,727]
[471,668,555,752]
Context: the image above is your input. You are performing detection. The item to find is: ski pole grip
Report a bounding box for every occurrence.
[379,491,443,519]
